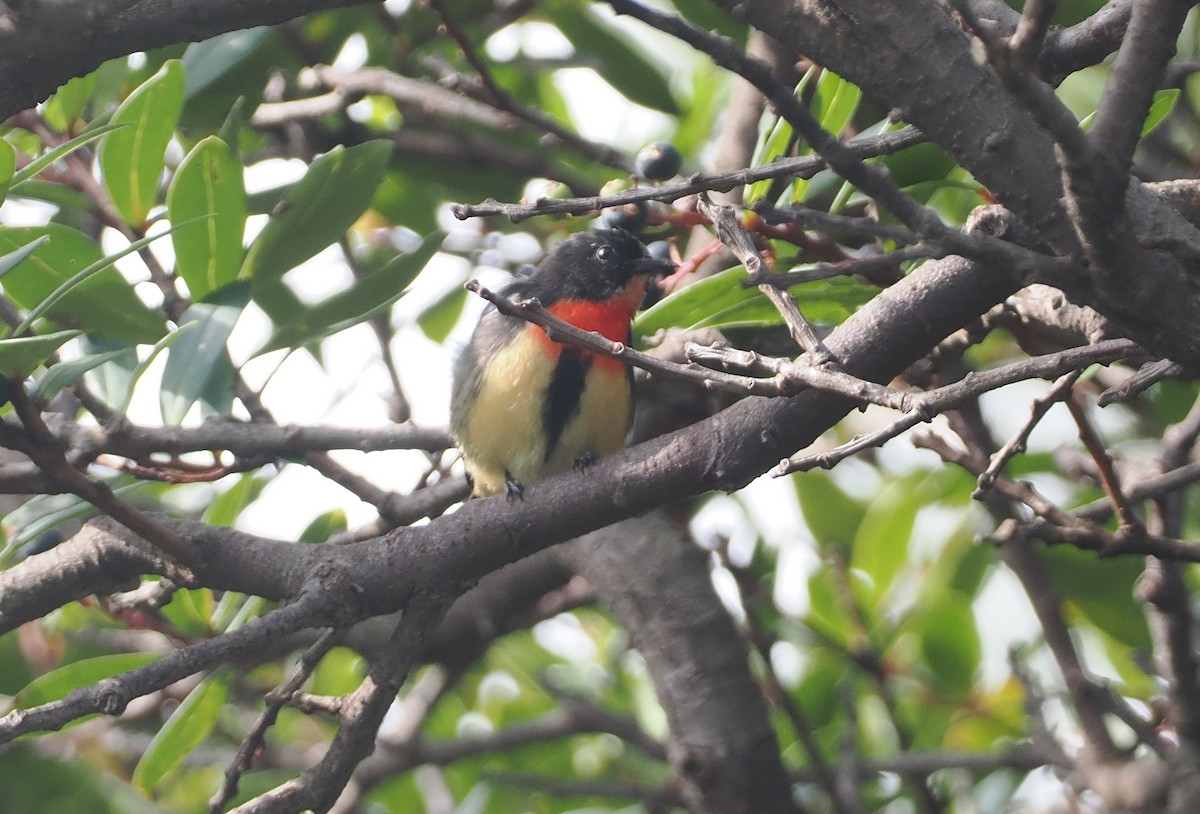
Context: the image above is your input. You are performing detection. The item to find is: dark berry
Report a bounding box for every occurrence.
[646,240,672,262]
[600,200,649,233]
[635,142,683,181]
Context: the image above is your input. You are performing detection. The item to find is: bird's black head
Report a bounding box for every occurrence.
[524,229,674,303]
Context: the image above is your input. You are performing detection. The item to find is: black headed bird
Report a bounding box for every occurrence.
[451,229,673,498]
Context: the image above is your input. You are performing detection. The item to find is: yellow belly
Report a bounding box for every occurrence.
[460,329,632,496]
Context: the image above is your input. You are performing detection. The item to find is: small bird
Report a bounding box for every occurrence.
[451,229,674,498]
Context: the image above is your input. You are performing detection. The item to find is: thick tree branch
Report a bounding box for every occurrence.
[0,0,375,120]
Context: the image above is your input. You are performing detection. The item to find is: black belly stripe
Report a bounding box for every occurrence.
[543,347,592,462]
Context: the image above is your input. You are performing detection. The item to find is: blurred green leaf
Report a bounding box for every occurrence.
[160,282,250,424]
[745,67,815,205]
[133,673,230,792]
[791,70,861,202]
[0,139,13,205]
[79,336,139,410]
[634,263,750,339]
[635,265,872,340]
[204,472,269,528]
[548,2,678,114]
[242,141,393,301]
[0,236,50,278]
[814,69,862,139]
[168,136,246,300]
[159,587,216,638]
[791,471,865,551]
[1079,88,1178,137]
[0,225,167,343]
[915,590,981,698]
[41,74,95,132]
[13,222,192,340]
[9,123,127,189]
[255,230,443,355]
[14,653,158,709]
[850,474,923,608]
[418,286,469,343]
[33,350,127,400]
[299,509,348,544]
[311,647,365,696]
[805,569,855,645]
[0,329,79,377]
[99,59,186,225]
[183,28,272,97]
[1041,545,1151,649]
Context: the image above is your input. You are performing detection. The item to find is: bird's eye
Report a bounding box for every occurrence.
[594,244,616,262]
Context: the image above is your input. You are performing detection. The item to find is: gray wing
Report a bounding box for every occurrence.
[449,304,526,438]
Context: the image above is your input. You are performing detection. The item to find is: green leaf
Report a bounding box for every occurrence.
[255,230,443,356]
[849,473,923,608]
[1140,88,1179,137]
[634,264,750,339]
[241,141,393,292]
[117,320,199,417]
[745,67,816,205]
[160,282,251,424]
[814,69,862,139]
[168,136,246,300]
[1040,545,1151,648]
[915,590,981,698]
[158,587,215,637]
[33,350,128,400]
[791,471,865,550]
[1079,88,1178,137]
[0,225,167,343]
[79,336,139,410]
[9,123,127,189]
[0,139,13,206]
[0,236,50,278]
[99,59,186,225]
[132,673,230,792]
[299,508,348,544]
[790,70,861,202]
[310,646,364,696]
[418,285,469,343]
[634,265,872,340]
[183,28,272,97]
[13,222,193,340]
[204,472,269,527]
[41,74,95,132]
[0,329,80,377]
[548,3,679,114]
[14,653,159,709]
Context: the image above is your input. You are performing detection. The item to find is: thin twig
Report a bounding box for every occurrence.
[978,370,1082,492]
[2,388,198,577]
[211,629,343,813]
[779,339,1138,475]
[451,126,926,221]
[698,194,837,365]
[425,0,632,172]
[1064,391,1140,529]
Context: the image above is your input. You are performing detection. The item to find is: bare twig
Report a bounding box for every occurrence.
[780,339,1138,475]
[211,629,342,813]
[978,370,1082,491]
[698,194,837,365]
[451,126,926,221]
[0,578,351,743]
[1,389,198,577]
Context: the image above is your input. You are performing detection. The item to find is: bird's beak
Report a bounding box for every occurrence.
[629,256,676,278]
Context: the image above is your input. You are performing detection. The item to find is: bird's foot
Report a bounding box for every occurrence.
[573,452,598,473]
[504,470,525,503]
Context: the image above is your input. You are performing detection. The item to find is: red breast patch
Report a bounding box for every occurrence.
[534,296,636,373]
